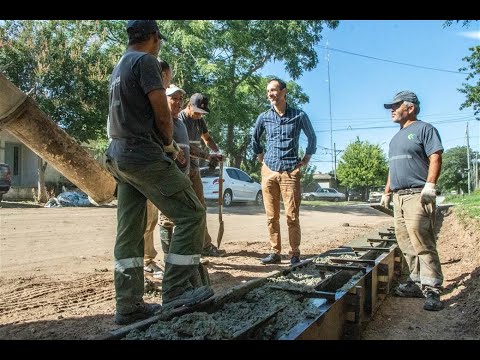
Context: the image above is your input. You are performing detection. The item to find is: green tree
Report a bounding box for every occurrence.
[336,139,388,196]
[157,20,339,167]
[444,20,480,118]
[0,20,119,201]
[437,146,477,194]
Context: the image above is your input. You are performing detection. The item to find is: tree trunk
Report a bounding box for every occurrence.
[37,157,48,203]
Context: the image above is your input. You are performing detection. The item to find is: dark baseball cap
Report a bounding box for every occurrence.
[189,93,210,114]
[126,20,167,41]
[384,90,420,109]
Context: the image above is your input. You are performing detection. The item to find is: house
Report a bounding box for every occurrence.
[0,129,102,200]
[313,172,334,188]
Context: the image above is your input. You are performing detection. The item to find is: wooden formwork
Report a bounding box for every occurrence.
[100,228,400,340]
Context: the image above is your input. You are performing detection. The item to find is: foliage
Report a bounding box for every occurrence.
[336,139,388,189]
[444,190,480,223]
[0,20,120,142]
[156,20,339,167]
[437,146,477,193]
[443,20,480,118]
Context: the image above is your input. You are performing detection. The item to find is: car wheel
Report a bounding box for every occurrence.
[255,191,263,206]
[307,195,315,201]
[333,197,339,202]
[223,189,233,207]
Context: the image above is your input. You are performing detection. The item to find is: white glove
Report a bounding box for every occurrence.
[164,140,180,159]
[421,182,436,205]
[380,193,392,209]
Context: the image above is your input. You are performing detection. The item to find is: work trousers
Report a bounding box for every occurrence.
[106,156,206,314]
[261,164,301,257]
[393,192,443,291]
[189,168,213,249]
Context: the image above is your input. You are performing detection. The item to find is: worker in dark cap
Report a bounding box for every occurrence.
[178,93,225,258]
[105,20,214,325]
[380,90,444,312]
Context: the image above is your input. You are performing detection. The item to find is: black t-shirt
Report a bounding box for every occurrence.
[107,50,166,164]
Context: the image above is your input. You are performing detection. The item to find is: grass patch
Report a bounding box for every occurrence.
[444,190,480,222]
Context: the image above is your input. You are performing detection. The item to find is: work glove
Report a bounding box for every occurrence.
[380,193,393,209]
[164,140,180,160]
[420,182,437,205]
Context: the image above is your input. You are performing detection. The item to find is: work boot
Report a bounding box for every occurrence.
[114,301,161,325]
[394,281,424,298]
[202,244,225,257]
[162,285,214,312]
[423,291,444,311]
[290,255,301,265]
[260,253,281,265]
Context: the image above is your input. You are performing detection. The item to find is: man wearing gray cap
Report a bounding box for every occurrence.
[380,90,444,311]
[105,20,214,325]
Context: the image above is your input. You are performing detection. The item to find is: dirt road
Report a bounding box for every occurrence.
[0,201,478,340]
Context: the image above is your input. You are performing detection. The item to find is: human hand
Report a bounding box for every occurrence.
[164,140,180,160]
[380,193,393,209]
[176,148,186,164]
[207,154,220,168]
[420,182,436,205]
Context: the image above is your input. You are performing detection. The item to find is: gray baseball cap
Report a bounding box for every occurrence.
[384,90,420,109]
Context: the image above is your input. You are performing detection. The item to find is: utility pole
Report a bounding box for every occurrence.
[333,142,337,184]
[326,43,334,176]
[466,122,471,194]
[476,151,478,191]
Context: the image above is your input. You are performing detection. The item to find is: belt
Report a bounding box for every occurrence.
[395,188,423,196]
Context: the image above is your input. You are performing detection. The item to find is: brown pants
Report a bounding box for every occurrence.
[189,168,213,249]
[393,192,443,289]
[144,200,159,265]
[261,164,301,257]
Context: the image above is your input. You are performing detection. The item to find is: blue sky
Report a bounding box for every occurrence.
[260,20,480,174]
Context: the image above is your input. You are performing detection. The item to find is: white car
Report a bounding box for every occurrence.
[200,166,263,207]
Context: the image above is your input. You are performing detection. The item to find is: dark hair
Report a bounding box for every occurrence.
[268,78,286,90]
[127,31,158,45]
[158,59,170,72]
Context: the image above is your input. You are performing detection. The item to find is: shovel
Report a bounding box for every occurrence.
[216,160,225,249]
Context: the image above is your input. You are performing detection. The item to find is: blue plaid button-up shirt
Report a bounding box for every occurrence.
[251,104,317,172]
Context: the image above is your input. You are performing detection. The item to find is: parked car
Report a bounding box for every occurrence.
[347,188,364,201]
[301,187,346,202]
[368,186,386,203]
[200,166,262,207]
[0,163,12,201]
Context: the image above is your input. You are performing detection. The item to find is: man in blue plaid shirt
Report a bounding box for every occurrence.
[251,78,317,266]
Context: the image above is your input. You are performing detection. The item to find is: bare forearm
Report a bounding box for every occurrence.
[202,134,219,153]
[427,152,442,183]
[190,143,209,160]
[385,173,391,193]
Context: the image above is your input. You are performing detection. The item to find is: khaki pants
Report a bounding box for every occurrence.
[393,192,443,289]
[144,200,159,265]
[261,164,301,257]
[189,168,213,249]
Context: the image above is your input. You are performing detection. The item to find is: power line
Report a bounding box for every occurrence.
[321,46,469,75]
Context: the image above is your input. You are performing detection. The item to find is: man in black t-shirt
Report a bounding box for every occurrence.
[106,20,214,325]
